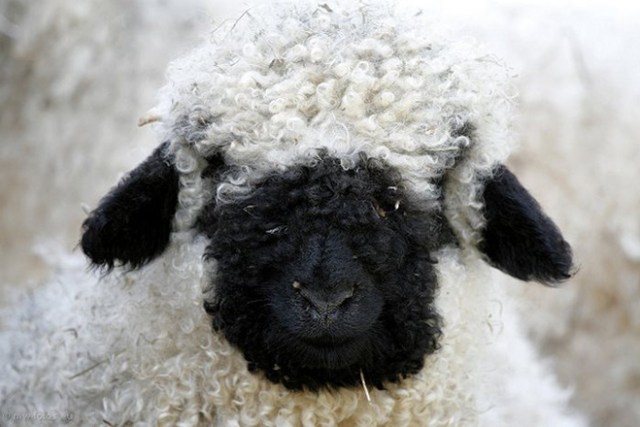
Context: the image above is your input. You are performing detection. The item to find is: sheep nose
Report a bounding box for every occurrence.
[293,281,355,317]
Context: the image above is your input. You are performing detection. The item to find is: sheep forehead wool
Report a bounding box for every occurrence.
[156,1,513,241]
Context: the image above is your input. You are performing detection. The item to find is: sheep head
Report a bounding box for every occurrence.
[80,2,573,391]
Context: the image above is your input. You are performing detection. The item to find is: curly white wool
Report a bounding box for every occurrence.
[159,1,513,244]
[0,241,583,426]
[0,2,586,426]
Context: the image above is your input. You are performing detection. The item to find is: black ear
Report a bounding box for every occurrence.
[81,142,179,269]
[479,165,573,285]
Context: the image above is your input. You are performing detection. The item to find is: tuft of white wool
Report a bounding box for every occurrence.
[156,1,513,246]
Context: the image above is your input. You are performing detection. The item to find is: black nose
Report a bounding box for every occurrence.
[294,281,355,318]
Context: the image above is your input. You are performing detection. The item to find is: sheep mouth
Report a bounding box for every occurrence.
[296,335,368,369]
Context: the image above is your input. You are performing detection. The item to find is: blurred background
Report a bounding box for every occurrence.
[1,1,638,425]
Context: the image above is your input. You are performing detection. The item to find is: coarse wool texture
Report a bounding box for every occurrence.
[0,1,587,426]
[0,238,583,426]
[155,1,512,245]
[3,1,639,426]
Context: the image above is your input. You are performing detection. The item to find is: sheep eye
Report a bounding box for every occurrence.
[372,201,387,219]
[266,225,288,235]
[372,195,403,219]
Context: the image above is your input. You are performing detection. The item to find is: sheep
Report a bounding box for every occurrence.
[0,2,586,426]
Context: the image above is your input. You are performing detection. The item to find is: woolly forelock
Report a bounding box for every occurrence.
[153,1,513,245]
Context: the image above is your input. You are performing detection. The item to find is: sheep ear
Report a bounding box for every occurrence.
[81,142,179,269]
[479,165,573,285]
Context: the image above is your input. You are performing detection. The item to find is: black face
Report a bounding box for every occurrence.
[197,155,452,390]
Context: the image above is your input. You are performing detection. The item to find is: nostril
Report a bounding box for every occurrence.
[335,285,355,306]
[294,281,357,314]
